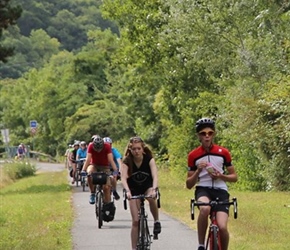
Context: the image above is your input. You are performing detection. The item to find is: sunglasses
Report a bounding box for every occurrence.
[129,136,143,143]
[198,131,215,136]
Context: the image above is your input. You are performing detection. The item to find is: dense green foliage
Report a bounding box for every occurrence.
[0,0,118,78]
[0,0,22,62]
[1,0,290,191]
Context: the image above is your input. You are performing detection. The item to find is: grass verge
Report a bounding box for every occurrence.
[158,169,290,250]
[0,170,72,250]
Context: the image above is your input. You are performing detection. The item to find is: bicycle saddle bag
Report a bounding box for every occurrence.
[102,202,116,222]
[92,172,107,185]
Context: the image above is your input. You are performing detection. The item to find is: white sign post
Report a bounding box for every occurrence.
[1,129,10,144]
[1,129,10,158]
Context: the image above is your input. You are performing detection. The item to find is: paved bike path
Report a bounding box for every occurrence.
[71,182,198,250]
[35,162,198,249]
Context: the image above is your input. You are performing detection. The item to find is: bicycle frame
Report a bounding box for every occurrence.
[191,198,238,250]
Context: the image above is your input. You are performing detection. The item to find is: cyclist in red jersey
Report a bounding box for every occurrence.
[81,135,120,204]
[186,118,238,250]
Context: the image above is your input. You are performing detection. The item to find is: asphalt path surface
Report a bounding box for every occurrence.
[36,162,198,250]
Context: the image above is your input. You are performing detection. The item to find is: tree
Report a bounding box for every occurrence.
[0,0,21,62]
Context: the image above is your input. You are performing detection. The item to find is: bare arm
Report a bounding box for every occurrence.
[121,163,129,191]
[108,153,118,172]
[149,158,158,189]
[186,169,201,189]
[82,153,92,172]
[117,158,122,173]
[121,163,133,199]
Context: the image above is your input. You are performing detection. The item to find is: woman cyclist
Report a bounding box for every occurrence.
[121,136,161,250]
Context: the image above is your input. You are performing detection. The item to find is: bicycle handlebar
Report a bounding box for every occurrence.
[191,197,238,220]
[123,189,161,210]
[130,194,154,200]
[76,158,86,163]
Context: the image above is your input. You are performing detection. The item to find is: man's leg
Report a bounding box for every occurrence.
[217,212,229,250]
[71,163,76,184]
[110,176,120,200]
[103,185,112,203]
[87,165,96,204]
[146,188,161,235]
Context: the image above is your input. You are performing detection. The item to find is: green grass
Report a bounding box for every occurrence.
[158,169,290,250]
[0,170,73,250]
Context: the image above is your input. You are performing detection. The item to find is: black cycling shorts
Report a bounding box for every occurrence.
[129,184,152,196]
[195,186,230,214]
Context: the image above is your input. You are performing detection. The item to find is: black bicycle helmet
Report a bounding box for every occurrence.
[93,135,104,151]
[195,118,215,132]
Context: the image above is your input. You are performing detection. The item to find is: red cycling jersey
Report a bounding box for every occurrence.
[87,142,112,167]
[187,144,232,190]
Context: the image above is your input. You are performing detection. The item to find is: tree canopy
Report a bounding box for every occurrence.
[0,0,22,62]
[1,0,290,191]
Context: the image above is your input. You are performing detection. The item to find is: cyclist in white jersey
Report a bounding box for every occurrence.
[186,118,238,250]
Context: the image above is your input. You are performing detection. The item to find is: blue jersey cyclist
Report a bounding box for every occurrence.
[103,137,122,193]
[103,137,122,173]
[76,141,87,159]
[76,141,87,170]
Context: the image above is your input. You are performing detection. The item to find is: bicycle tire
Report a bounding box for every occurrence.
[81,177,85,192]
[144,218,151,249]
[210,226,220,250]
[97,191,103,228]
[138,215,146,250]
[75,171,79,187]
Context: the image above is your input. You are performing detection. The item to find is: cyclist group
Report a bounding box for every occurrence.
[67,117,237,250]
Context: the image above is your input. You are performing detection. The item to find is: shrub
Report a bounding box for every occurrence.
[3,162,36,180]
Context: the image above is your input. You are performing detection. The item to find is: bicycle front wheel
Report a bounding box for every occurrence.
[137,215,145,250]
[137,215,151,250]
[75,171,79,187]
[210,226,220,250]
[96,191,103,228]
[81,177,85,192]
